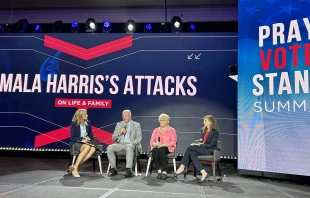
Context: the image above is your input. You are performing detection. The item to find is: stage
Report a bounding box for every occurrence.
[0,156,309,198]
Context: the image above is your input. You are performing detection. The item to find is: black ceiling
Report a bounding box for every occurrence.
[0,0,237,9]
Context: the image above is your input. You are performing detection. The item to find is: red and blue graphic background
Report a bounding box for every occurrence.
[0,33,237,155]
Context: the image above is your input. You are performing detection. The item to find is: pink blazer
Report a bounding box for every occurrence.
[150,126,177,153]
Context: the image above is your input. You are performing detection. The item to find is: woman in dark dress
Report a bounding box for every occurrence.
[174,115,220,183]
[68,109,96,177]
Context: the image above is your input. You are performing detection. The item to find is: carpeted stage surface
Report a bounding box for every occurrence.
[0,157,309,198]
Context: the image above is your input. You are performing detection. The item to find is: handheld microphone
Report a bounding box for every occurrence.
[158,134,161,142]
[123,124,127,135]
[199,138,203,143]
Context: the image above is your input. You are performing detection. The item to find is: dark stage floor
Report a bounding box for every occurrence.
[0,157,309,198]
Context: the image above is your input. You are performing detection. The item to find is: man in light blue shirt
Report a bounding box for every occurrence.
[107,110,142,178]
[123,121,131,143]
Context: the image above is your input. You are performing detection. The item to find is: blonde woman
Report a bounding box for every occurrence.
[68,109,96,177]
[150,114,177,180]
[174,115,220,183]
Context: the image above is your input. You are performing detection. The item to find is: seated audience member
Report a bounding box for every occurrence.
[174,115,220,183]
[107,109,142,178]
[150,113,177,180]
[69,109,97,178]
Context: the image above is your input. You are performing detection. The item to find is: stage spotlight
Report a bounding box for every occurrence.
[34,24,41,32]
[71,21,79,33]
[103,21,111,33]
[160,23,168,33]
[14,19,28,33]
[125,20,136,33]
[144,23,152,33]
[188,24,196,32]
[171,16,182,32]
[86,18,97,33]
[52,20,63,33]
[1,24,12,33]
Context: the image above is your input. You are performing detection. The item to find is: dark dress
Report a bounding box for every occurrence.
[69,121,99,151]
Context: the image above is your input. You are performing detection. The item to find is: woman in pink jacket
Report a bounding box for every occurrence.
[150,113,177,180]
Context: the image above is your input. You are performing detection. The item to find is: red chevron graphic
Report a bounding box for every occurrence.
[34,126,114,148]
[44,35,133,60]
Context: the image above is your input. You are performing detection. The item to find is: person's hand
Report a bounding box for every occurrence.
[118,128,126,136]
[39,51,61,81]
[82,138,88,143]
[153,141,161,147]
[128,142,134,144]
[85,137,91,142]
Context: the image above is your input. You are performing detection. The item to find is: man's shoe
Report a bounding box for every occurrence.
[123,170,133,178]
[109,168,118,177]
[161,174,168,180]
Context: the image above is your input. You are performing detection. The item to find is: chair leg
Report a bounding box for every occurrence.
[194,165,197,177]
[212,161,216,183]
[137,157,141,173]
[173,158,176,173]
[150,160,154,175]
[72,155,77,166]
[68,155,73,169]
[98,155,103,175]
[145,157,152,177]
[216,161,222,177]
[133,156,138,176]
[107,163,111,175]
[93,159,96,172]
[135,161,138,176]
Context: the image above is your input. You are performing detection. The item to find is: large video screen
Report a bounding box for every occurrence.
[0,33,237,155]
[238,0,310,176]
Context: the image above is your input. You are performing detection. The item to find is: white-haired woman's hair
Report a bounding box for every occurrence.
[158,113,170,121]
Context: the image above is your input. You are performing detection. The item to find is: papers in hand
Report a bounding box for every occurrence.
[78,141,96,147]
[191,143,200,146]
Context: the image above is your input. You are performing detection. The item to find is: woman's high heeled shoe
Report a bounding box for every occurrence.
[71,171,81,178]
[197,173,209,183]
[67,165,74,173]
[174,170,185,178]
